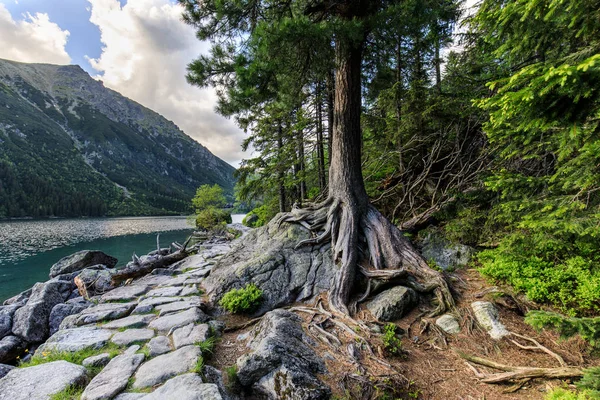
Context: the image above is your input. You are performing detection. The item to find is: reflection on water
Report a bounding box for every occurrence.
[0,216,192,266]
[0,216,195,302]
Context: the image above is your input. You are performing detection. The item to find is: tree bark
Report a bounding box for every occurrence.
[327,69,334,165]
[316,81,327,191]
[277,122,286,213]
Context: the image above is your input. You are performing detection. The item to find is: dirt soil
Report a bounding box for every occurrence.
[207,268,598,400]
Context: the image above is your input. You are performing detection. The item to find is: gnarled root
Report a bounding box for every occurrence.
[277,198,455,316]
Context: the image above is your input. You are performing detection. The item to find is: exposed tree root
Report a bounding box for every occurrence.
[277,198,454,316]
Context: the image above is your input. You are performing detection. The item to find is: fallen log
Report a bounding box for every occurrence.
[111,237,192,284]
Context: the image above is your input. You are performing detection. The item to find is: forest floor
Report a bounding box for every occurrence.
[209,267,597,400]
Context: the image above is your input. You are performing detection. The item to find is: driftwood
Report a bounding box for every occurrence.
[111,236,192,284]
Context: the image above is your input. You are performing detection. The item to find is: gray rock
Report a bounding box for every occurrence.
[100,285,151,303]
[139,374,222,400]
[37,327,114,353]
[49,302,91,335]
[132,296,184,314]
[62,302,136,328]
[114,394,146,400]
[148,307,208,332]
[421,231,474,271]
[50,250,117,278]
[435,314,460,334]
[0,336,24,364]
[0,361,87,400]
[208,320,225,337]
[236,310,329,399]
[102,314,155,330]
[146,336,171,357]
[131,275,171,286]
[471,301,510,340]
[143,286,182,298]
[133,345,201,389]
[203,218,336,314]
[366,286,417,321]
[203,366,232,400]
[155,298,203,316]
[12,281,71,342]
[172,323,210,349]
[82,353,111,368]
[0,305,20,339]
[0,363,15,379]
[111,329,155,346]
[180,284,200,297]
[81,351,145,400]
[2,289,31,306]
[74,266,115,298]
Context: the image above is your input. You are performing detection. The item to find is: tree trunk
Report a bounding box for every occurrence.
[296,126,307,204]
[277,122,286,213]
[435,36,442,93]
[395,39,404,173]
[327,69,334,166]
[316,81,327,191]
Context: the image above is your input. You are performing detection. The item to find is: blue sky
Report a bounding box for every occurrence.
[0,0,245,166]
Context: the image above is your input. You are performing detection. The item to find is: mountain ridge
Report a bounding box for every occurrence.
[0,58,236,218]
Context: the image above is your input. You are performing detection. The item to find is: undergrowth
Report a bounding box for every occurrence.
[49,385,84,400]
[219,283,263,313]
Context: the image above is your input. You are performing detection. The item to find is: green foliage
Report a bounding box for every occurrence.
[192,184,227,212]
[219,284,263,314]
[195,337,216,355]
[545,388,596,400]
[195,208,232,231]
[382,323,404,357]
[49,385,84,400]
[243,202,278,228]
[224,365,238,389]
[193,355,205,374]
[20,343,121,368]
[525,311,600,348]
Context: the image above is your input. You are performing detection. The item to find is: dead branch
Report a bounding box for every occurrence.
[509,332,567,367]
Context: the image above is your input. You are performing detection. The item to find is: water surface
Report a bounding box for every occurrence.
[0,216,195,301]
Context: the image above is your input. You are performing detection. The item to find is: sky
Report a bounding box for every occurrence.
[0,0,478,168]
[0,0,246,167]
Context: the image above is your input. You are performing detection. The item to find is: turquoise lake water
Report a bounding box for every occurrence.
[0,216,197,302]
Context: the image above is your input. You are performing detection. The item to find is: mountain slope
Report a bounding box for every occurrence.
[0,58,236,218]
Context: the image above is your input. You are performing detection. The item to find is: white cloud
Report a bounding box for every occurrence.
[0,4,71,64]
[86,0,245,167]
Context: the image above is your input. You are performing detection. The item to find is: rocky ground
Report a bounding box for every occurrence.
[0,222,596,399]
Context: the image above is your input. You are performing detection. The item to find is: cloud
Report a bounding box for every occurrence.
[0,4,71,64]
[86,0,245,167]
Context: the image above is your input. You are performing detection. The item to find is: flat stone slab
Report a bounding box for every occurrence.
[133,345,201,389]
[146,336,172,357]
[82,353,111,368]
[139,373,222,400]
[82,351,145,400]
[132,297,185,314]
[180,285,200,296]
[102,314,155,329]
[38,327,114,353]
[155,298,203,316]
[0,361,87,400]
[111,329,155,346]
[100,285,150,303]
[144,287,182,298]
[148,307,208,332]
[65,302,136,327]
[172,323,210,349]
[131,275,172,286]
[114,394,145,400]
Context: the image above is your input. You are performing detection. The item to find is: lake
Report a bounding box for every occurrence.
[0,215,245,302]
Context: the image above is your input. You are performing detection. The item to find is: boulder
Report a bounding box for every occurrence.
[435,314,460,334]
[37,327,113,353]
[74,266,115,298]
[203,366,233,400]
[139,374,222,400]
[49,302,91,336]
[0,363,14,379]
[146,336,172,357]
[0,361,87,400]
[171,323,210,349]
[111,329,155,346]
[366,286,417,321]
[421,231,474,271]
[2,288,31,306]
[81,350,145,400]
[148,307,208,332]
[471,301,510,340]
[12,281,70,343]
[0,336,24,364]
[0,305,20,339]
[49,250,117,278]
[133,345,201,389]
[203,219,336,314]
[236,310,330,399]
[82,353,111,368]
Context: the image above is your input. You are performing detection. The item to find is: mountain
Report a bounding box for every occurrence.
[0,58,236,218]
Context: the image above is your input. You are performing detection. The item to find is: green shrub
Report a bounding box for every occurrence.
[382,323,404,356]
[242,203,277,228]
[545,388,597,400]
[525,311,600,348]
[219,283,263,313]
[195,207,232,231]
